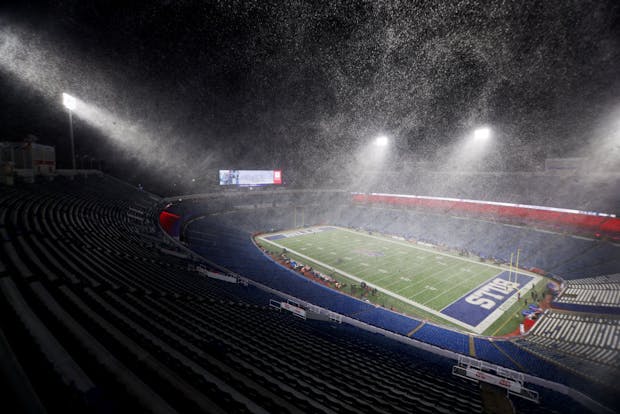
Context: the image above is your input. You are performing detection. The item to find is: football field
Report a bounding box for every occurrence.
[257,226,541,334]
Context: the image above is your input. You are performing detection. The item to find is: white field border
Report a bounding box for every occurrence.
[258,226,542,334]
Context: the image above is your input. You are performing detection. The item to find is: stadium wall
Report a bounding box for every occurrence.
[550,302,620,315]
[159,210,181,238]
[352,192,620,237]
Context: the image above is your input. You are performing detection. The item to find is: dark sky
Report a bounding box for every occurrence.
[1,0,619,186]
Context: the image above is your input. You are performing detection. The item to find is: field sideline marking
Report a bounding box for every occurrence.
[257,235,479,332]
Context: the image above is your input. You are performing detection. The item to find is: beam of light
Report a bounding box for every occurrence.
[65,96,215,180]
[578,105,620,173]
[0,23,69,101]
[437,126,498,175]
[62,92,77,110]
[0,22,216,180]
[348,134,393,192]
[71,98,180,166]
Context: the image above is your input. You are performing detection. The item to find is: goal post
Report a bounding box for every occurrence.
[294,206,305,228]
[508,253,514,290]
[514,248,520,286]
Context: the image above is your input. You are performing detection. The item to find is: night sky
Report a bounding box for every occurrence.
[1,1,619,188]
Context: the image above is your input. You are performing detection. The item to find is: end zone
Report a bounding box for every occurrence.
[441,270,539,332]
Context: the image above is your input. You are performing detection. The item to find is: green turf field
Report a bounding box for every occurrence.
[257,226,542,334]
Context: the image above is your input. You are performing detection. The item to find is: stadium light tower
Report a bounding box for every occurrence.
[375,135,389,147]
[62,92,77,170]
[474,126,491,141]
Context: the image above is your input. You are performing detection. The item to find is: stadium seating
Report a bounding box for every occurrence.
[410,324,469,355]
[518,311,619,382]
[2,176,618,412]
[554,274,620,313]
[375,171,620,213]
[1,177,497,413]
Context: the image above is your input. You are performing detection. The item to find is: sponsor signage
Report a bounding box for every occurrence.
[281,302,307,318]
[465,367,522,393]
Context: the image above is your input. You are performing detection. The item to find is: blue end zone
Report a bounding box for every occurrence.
[265,234,286,241]
[440,271,534,326]
[264,226,336,241]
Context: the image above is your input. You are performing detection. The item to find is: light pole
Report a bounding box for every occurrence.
[62,93,77,170]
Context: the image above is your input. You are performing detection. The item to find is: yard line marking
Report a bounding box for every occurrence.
[373,273,400,284]
[403,261,468,297]
[258,236,477,331]
[378,269,388,273]
[337,226,539,275]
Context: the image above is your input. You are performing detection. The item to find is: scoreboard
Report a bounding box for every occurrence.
[219,170,282,187]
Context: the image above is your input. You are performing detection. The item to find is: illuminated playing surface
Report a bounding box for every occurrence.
[259,226,539,333]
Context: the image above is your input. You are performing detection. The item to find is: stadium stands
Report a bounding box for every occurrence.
[518,311,619,384]
[555,274,620,312]
[375,171,620,214]
[1,176,618,413]
[1,177,497,413]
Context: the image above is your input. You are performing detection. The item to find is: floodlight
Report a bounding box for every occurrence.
[61,92,77,169]
[474,127,491,140]
[62,92,77,110]
[375,135,389,147]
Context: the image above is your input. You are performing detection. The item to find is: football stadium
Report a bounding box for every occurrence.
[1,2,620,414]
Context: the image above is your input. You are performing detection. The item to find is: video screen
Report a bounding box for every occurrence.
[219,170,282,186]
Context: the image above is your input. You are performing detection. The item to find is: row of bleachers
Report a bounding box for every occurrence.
[526,311,619,369]
[0,178,505,413]
[564,274,620,286]
[555,274,620,312]
[556,286,620,309]
[514,337,618,398]
[410,324,469,355]
[472,338,520,370]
